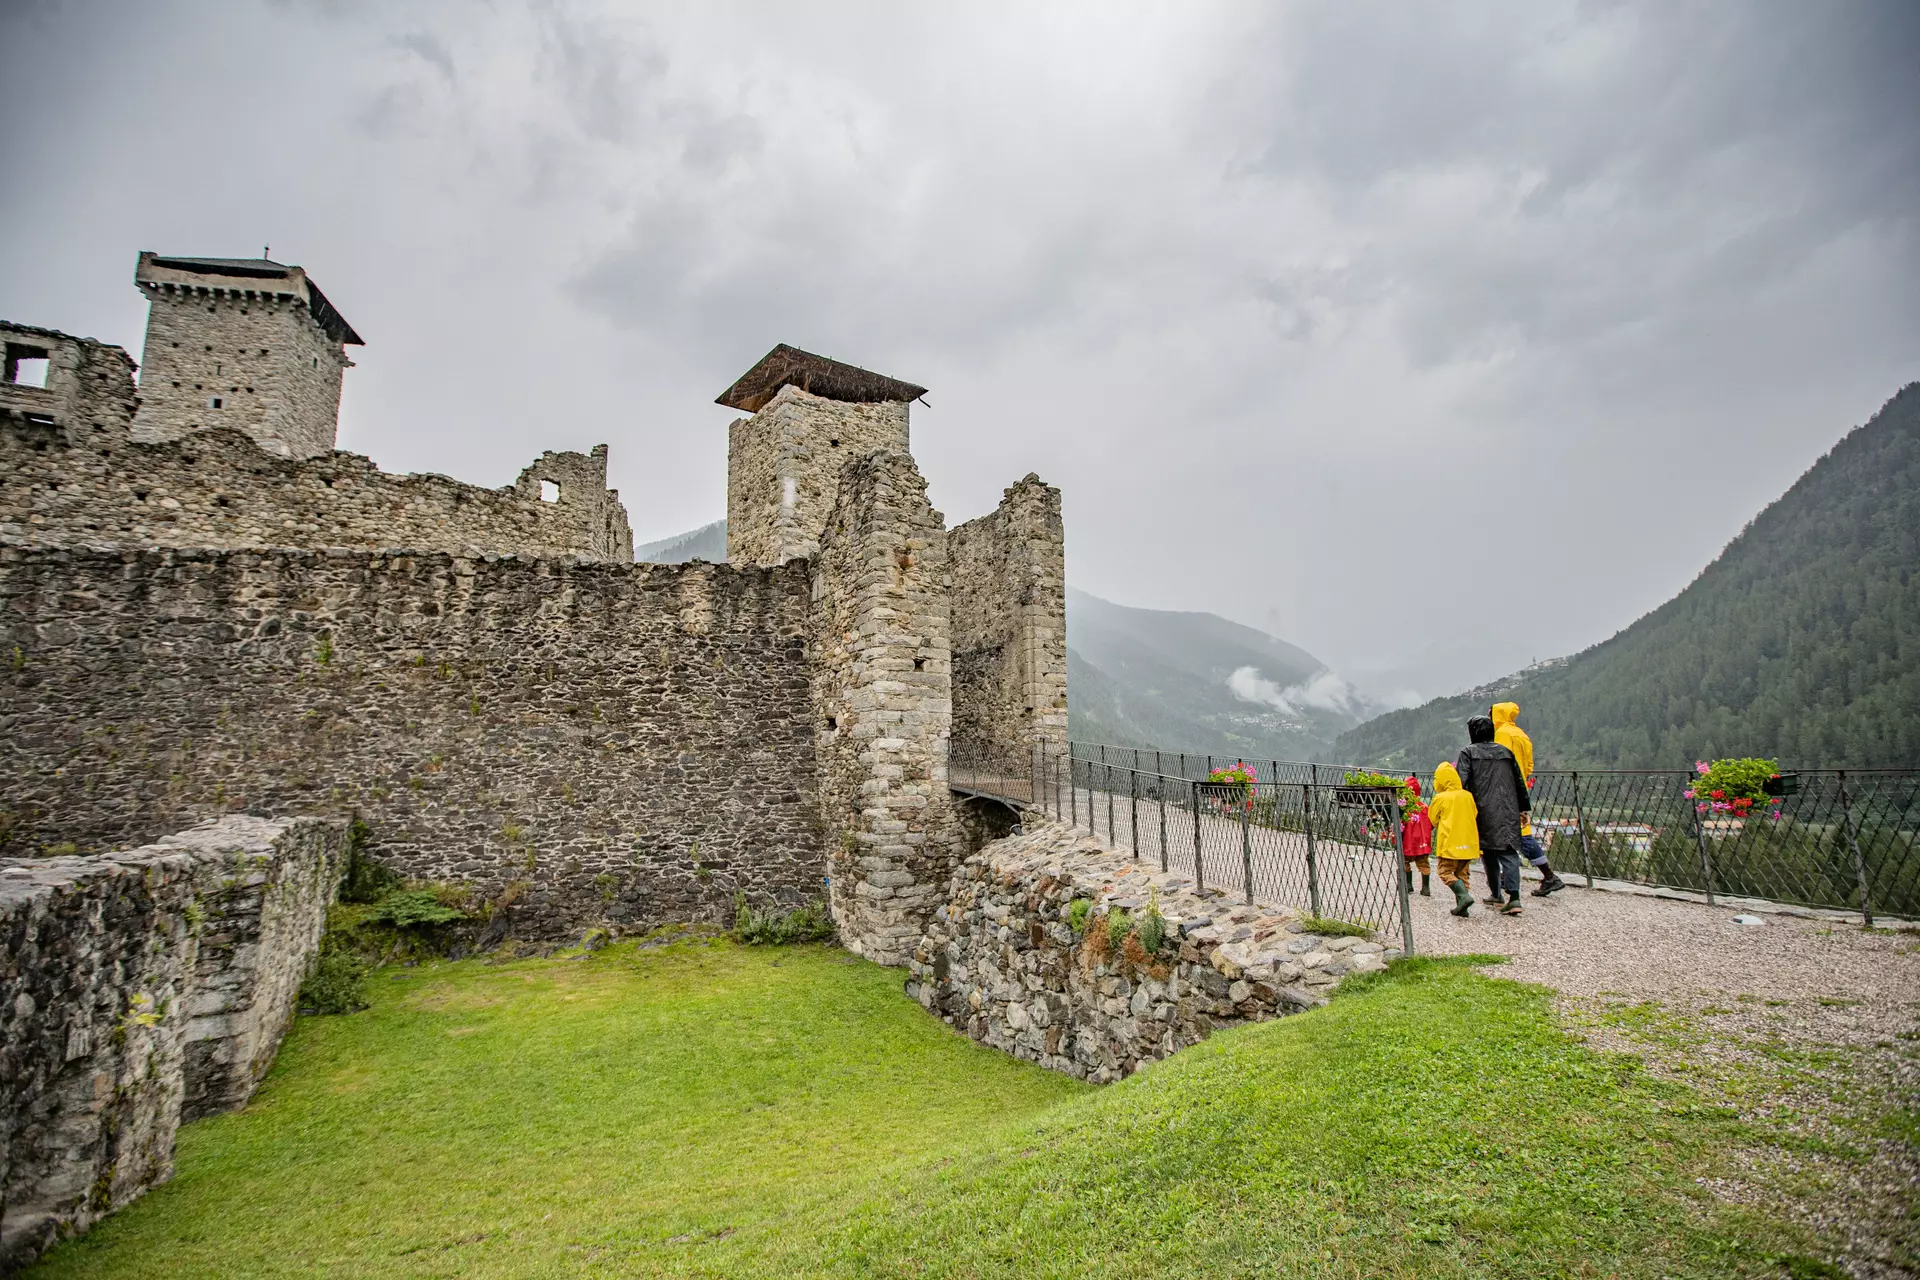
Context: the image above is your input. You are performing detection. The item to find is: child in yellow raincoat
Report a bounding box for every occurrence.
[1427,762,1481,917]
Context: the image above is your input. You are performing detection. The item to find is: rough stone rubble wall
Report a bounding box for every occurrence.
[0,323,138,446]
[1,420,634,562]
[132,287,349,459]
[908,820,1389,1082]
[0,815,345,1271]
[728,385,911,567]
[809,451,959,965]
[948,473,1068,763]
[0,546,821,936]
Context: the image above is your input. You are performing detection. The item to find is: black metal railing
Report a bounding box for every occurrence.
[1016,742,1920,925]
[952,741,1417,953]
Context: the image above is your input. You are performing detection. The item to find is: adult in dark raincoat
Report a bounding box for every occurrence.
[1456,715,1532,915]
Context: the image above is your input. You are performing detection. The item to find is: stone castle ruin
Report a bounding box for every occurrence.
[2,251,1066,958]
[2,251,1065,1260]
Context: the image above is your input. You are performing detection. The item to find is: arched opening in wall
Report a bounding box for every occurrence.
[539,480,561,503]
[957,795,1021,854]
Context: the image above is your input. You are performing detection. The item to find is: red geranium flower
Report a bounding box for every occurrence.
[1710,790,1725,800]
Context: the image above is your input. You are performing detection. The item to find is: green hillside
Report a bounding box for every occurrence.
[1335,383,1920,770]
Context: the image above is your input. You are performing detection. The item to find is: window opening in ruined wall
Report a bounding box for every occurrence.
[4,345,50,388]
[540,479,561,503]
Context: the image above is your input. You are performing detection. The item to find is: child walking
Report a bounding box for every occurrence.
[1401,776,1434,896]
[1426,762,1481,916]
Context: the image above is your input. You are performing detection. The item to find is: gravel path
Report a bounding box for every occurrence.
[1410,874,1920,1005]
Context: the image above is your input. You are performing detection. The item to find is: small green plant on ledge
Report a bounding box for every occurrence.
[733,892,836,945]
[1298,914,1372,939]
[1066,897,1092,934]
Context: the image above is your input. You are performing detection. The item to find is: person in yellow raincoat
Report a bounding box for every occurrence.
[1492,701,1566,896]
[1426,762,1481,916]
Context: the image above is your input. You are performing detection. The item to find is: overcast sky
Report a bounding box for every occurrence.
[4,1,1916,701]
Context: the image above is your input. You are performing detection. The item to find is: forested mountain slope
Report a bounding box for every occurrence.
[1334,383,1920,770]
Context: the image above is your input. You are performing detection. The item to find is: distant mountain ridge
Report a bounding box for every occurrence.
[635,520,727,564]
[1066,587,1376,760]
[626,518,1377,760]
[1334,383,1920,770]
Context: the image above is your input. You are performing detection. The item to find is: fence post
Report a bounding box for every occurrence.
[1070,745,1078,829]
[1240,787,1255,905]
[1103,745,1115,843]
[1158,769,1169,873]
[1570,771,1596,889]
[1303,782,1322,919]
[1392,793,1414,957]
[1838,771,1875,928]
[1189,780,1206,894]
[1129,767,1139,860]
[1689,779,1717,907]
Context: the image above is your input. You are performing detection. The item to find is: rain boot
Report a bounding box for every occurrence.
[1449,880,1472,917]
[1501,894,1524,916]
[1420,873,1432,897]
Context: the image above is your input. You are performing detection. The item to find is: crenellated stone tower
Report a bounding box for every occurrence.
[131,251,363,459]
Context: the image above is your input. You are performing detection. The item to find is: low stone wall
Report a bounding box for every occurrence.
[0,815,346,1270]
[908,820,1390,1082]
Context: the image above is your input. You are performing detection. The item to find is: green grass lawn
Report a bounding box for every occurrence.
[30,936,1832,1279]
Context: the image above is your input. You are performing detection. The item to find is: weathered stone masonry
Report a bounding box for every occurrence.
[809,452,960,966]
[0,547,822,935]
[1,419,633,564]
[949,473,1068,761]
[0,815,345,1270]
[909,821,1388,1082]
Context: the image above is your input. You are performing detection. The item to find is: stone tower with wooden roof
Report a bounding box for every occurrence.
[131,252,364,459]
[717,344,927,567]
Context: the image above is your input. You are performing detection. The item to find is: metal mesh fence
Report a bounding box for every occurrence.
[997,744,1415,952]
[1050,743,1919,925]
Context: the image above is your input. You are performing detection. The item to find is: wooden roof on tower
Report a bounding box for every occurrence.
[715,344,926,414]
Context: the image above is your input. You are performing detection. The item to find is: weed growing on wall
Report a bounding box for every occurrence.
[732,893,835,945]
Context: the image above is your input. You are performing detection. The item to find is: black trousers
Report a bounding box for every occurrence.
[1481,847,1521,898]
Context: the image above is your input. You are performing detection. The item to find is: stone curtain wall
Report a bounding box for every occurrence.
[809,451,960,964]
[0,323,139,446]
[0,816,345,1271]
[949,473,1069,761]
[1,420,634,562]
[908,821,1389,1082]
[727,385,911,567]
[132,287,349,459]
[0,547,820,935]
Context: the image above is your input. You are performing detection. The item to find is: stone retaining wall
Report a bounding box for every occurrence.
[908,820,1390,1081]
[0,815,346,1270]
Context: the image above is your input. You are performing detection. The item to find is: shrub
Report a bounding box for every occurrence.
[367,888,468,929]
[1137,889,1169,956]
[339,818,401,904]
[1066,898,1092,934]
[733,893,836,945]
[300,942,369,1015]
[1105,908,1132,952]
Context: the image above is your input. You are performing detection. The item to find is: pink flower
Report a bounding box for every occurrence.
[1697,761,1711,774]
